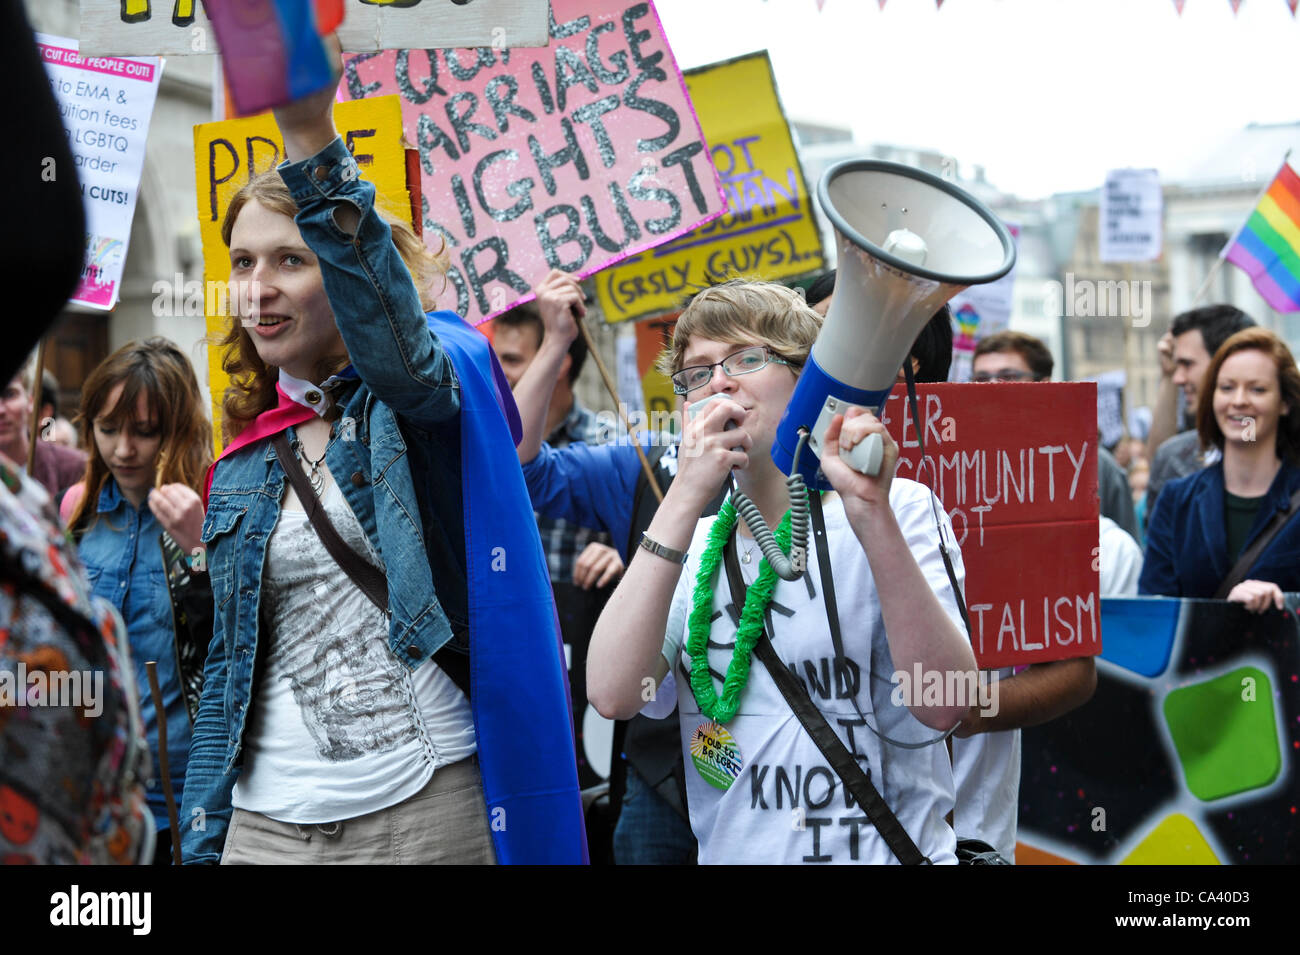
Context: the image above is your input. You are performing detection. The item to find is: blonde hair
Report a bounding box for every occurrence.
[215,170,447,443]
[657,279,822,377]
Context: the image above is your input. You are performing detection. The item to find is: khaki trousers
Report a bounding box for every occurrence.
[221,756,497,865]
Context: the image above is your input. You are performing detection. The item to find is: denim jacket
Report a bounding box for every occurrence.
[77,478,207,831]
[180,137,467,864]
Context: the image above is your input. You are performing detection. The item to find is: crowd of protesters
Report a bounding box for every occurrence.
[4,5,1299,867]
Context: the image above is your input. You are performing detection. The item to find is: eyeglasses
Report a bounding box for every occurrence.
[671,345,792,395]
[971,369,1042,383]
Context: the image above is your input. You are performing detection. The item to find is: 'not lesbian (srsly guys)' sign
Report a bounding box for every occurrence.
[37,33,162,311]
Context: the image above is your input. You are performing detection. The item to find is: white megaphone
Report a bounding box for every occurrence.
[773,159,1016,488]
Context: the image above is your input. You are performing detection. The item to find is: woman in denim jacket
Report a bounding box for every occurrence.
[64,338,214,864]
[179,60,584,864]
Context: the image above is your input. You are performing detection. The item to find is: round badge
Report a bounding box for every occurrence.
[690,720,743,790]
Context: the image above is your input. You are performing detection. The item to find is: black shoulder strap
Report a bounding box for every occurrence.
[903,362,971,636]
[271,431,471,698]
[720,531,930,865]
[1214,484,1300,599]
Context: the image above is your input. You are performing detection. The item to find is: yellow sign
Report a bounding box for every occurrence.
[193,95,412,450]
[596,51,825,323]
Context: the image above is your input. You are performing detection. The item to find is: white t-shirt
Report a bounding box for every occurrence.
[647,482,967,865]
[950,685,1020,862]
[1100,516,1142,597]
[232,480,476,823]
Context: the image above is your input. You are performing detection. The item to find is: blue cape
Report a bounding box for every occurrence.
[431,311,588,864]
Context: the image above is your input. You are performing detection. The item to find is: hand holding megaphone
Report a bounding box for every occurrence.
[819,407,896,506]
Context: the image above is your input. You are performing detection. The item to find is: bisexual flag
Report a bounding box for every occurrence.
[204,0,344,116]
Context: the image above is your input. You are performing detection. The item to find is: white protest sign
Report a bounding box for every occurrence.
[37,34,162,311]
[948,222,1019,382]
[79,0,550,57]
[1092,368,1126,447]
[615,332,644,416]
[1100,168,1162,263]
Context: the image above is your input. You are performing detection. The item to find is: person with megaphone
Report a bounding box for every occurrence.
[587,280,977,864]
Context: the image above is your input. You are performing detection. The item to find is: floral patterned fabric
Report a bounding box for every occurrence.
[0,454,152,864]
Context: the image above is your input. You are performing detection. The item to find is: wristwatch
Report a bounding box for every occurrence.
[639,532,687,565]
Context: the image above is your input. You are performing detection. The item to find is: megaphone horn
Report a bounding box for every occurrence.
[773,159,1015,489]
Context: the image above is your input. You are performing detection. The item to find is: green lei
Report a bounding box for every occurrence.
[686,496,793,724]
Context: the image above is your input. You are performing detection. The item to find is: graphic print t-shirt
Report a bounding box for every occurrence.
[647,483,967,865]
[232,481,475,823]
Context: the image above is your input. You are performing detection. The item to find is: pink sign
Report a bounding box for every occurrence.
[341,0,725,325]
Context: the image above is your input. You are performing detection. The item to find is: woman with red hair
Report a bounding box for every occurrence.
[1141,327,1300,610]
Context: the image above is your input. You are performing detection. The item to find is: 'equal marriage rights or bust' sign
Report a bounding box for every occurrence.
[341,0,727,325]
[597,51,825,322]
[79,0,549,56]
[878,382,1100,669]
[193,95,413,449]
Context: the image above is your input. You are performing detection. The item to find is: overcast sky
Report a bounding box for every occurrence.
[653,0,1300,199]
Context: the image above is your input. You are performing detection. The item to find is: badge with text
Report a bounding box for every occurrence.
[690,720,743,790]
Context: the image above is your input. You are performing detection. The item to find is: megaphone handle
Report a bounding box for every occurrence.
[845,432,883,477]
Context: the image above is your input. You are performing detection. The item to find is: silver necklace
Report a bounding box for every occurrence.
[738,531,757,565]
[292,433,331,497]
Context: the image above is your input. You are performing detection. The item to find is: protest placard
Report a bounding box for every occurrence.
[1019,596,1300,865]
[193,95,412,445]
[596,51,824,322]
[634,312,677,424]
[879,381,1100,669]
[79,0,549,56]
[947,221,1019,382]
[36,33,162,311]
[340,0,726,325]
[1100,167,1162,263]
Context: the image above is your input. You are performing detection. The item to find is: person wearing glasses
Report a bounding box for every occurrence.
[582,279,976,865]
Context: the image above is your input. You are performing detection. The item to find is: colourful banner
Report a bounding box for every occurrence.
[340,0,726,325]
[37,33,162,311]
[1019,596,1300,865]
[947,221,1019,382]
[193,95,412,446]
[79,0,549,56]
[596,51,825,322]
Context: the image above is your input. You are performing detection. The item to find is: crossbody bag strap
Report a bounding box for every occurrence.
[271,431,389,612]
[271,431,473,698]
[903,362,972,636]
[1213,484,1300,599]
[720,533,930,865]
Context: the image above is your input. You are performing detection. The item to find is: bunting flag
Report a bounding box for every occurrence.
[1173,0,1186,14]
[1230,0,1244,12]
[202,0,344,116]
[1289,0,1298,16]
[1223,160,1300,313]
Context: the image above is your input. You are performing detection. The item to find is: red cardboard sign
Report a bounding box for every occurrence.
[878,382,1101,668]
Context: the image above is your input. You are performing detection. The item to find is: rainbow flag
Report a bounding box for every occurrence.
[1224,160,1300,313]
[205,0,344,117]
